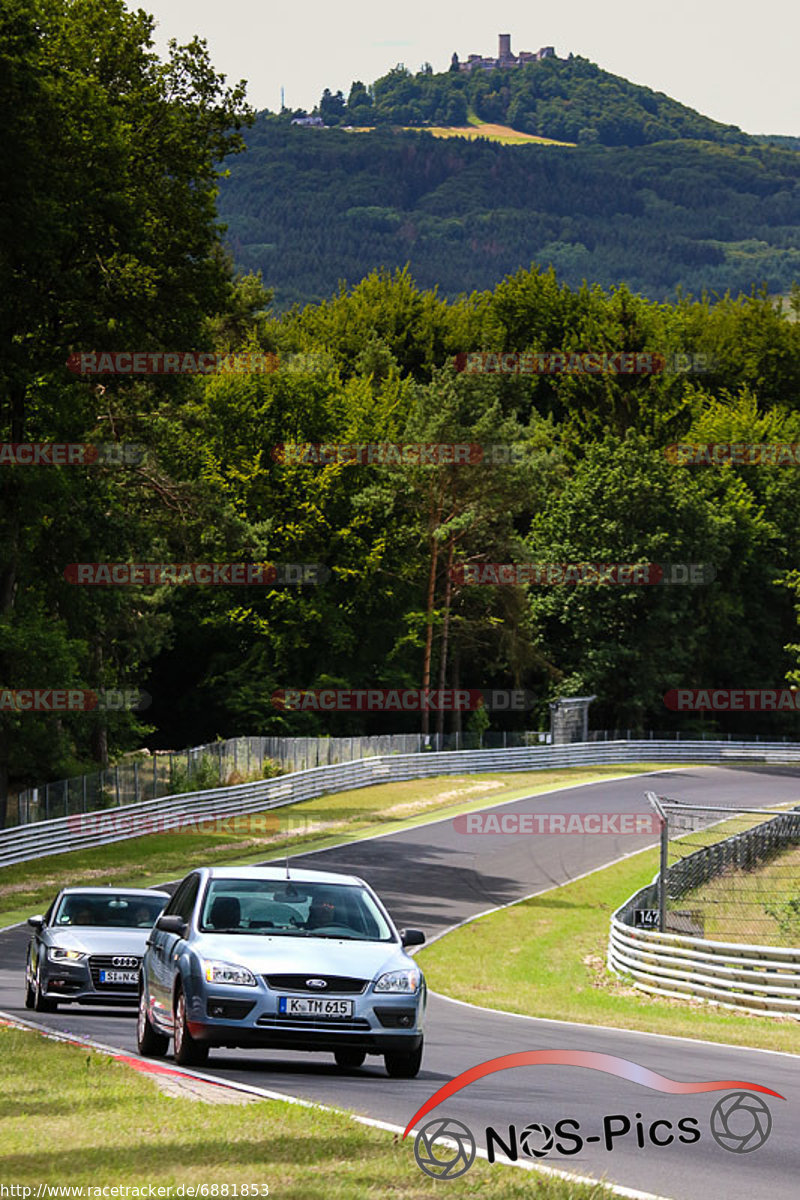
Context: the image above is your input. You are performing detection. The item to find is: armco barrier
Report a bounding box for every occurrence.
[608,804,800,1018]
[3,738,800,870]
[608,918,800,1018]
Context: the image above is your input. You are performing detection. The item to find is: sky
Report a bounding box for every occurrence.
[141,0,799,137]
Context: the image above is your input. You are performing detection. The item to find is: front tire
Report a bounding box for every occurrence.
[24,968,35,1009]
[137,987,169,1057]
[33,966,57,1013]
[173,986,209,1067]
[384,1039,423,1079]
[334,1048,366,1070]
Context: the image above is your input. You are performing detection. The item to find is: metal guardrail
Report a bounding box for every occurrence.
[3,738,800,870]
[11,730,552,827]
[609,803,800,1018]
[608,921,800,1017]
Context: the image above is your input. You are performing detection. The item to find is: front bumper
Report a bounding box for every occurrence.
[39,956,141,1006]
[184,980,425,1054]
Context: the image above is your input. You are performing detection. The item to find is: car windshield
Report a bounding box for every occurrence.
[53,893,166,928]
[198,879,394,941]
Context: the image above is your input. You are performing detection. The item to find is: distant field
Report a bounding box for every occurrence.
[343,122,576,146]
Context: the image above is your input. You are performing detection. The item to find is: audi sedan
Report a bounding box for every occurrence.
[137,865,426,1077]
[25,886,170,1011]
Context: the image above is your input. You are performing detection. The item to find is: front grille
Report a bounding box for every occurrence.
[88,954,141,990]
[256,1014,370,1031]
[264,974,368,994]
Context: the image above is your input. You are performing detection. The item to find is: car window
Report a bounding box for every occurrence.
[53,893,166,927]
[168,875,200,922]
[197,879,394,940]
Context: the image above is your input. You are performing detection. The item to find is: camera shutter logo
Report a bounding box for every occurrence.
[414,1117,476,1179]
[520,1122,554,1158]
[710,1092,772,1153]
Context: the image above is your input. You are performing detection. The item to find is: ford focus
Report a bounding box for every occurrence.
[137,865,426,1076]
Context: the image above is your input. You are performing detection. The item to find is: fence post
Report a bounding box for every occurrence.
[133,760,139,804]
[115,766,120,806]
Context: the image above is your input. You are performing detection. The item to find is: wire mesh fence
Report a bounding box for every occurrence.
[10,729,552,827]
[661,801,800,945]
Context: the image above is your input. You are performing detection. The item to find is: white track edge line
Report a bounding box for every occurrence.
[0,1010,673,1200]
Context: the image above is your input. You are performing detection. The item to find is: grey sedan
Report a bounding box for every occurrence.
[138,865,426,1077]
[25,886,170,1011]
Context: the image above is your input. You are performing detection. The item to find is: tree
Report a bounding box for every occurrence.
[0,0,251,823]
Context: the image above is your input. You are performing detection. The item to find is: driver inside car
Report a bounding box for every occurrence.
[305,896,340,930]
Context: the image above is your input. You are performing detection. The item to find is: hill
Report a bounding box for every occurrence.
[313,55,754,148]
[217,118,800,310]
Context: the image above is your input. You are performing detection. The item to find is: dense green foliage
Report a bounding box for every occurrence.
[312,56,753,148]
[219,120,800,309]
[3,1,800,818]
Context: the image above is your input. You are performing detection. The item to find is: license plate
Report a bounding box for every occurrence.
[99,969,138,984]
[278,996,353,1018]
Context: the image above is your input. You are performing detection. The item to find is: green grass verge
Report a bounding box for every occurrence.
[0,764,680,928]
[678,841,800,946]
[417,844,800,1054]
[0,1025,617,1197]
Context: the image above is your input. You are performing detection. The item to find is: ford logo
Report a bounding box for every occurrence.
[112,956,139,968]
[306,978,327,989]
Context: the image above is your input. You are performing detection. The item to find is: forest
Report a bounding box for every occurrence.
[220,119,800,308]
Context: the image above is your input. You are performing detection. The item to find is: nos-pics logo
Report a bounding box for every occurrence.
[405,1051,783,1180]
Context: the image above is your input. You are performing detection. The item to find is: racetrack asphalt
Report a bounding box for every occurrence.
[1,765,798,1199]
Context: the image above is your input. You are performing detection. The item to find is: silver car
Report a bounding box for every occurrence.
[138,865,426,1077]
[25,886,170,1011]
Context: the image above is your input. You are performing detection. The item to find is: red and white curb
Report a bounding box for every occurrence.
[0,1011,672,1200]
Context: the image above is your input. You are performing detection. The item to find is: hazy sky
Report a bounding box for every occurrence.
[142,0,798,137]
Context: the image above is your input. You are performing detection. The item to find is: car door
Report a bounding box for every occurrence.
[148,874,200,1025]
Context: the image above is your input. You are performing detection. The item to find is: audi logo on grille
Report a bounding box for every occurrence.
[306,978,327,989]
[112,956,139,968]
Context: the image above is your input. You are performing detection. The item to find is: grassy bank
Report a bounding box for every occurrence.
[418,846,800,1054]
[0,1025,616,1198]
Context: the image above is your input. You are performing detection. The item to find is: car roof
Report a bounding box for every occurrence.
[197,865,365,887]
[60,887,170,897]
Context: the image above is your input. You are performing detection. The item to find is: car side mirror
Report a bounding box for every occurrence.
[156,914,188,937]
[27,915,45,931]
[400,928,425,947]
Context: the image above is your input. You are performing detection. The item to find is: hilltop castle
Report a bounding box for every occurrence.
[454,33,556,73]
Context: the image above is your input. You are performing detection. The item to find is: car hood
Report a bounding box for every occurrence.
[190,934,417,980]
[46,928,153,955]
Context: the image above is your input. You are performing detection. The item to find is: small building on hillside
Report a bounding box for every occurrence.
[457,34,557,73]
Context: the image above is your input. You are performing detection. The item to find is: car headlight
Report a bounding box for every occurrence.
[49,948,85,962]
[203,960,257,986]
[374,969,420,994]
